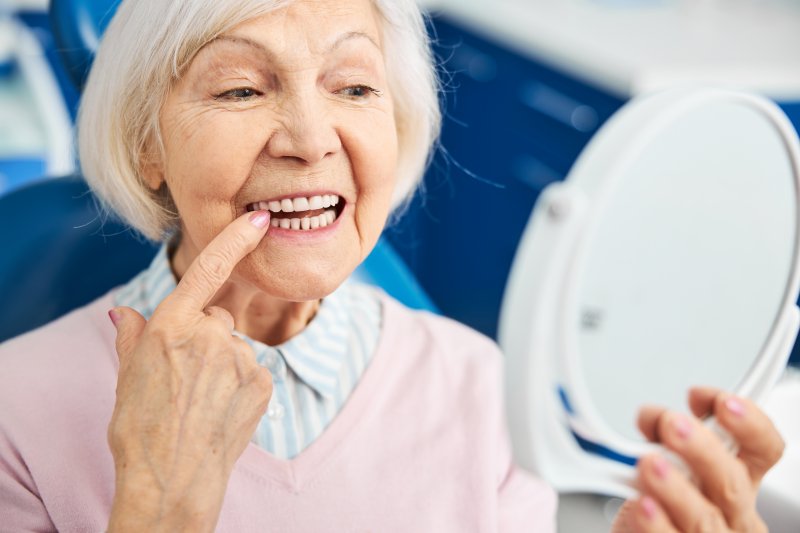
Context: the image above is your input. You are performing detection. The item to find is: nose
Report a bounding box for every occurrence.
[265,94,342,164]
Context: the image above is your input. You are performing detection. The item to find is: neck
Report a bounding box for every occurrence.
[169,238,320,346]
[208,281,320,345]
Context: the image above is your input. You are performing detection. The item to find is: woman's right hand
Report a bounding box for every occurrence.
[106,211,273,533]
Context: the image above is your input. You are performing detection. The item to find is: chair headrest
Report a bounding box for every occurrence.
[49,0,122,90]
[0,175,158,343]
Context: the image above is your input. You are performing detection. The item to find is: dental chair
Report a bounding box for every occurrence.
[0,0,437,344]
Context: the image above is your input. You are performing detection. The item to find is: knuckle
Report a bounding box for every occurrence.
[750,428,786,475]
[767,434,786,466]
[654,412,673,444]
[202,315,233,337]
[146,321,180,346]
[196,250,232,286]
[690,507,726,533]
[718,465,749,510]
[238,354,272,387]
[227,228,250,251]
[713,393,729,416]
[231,340,263,377]
[253,370,273,409]
[232,337,252,353]
[254,367,273,391]
[636,454,656,478]
[206,305,234,323]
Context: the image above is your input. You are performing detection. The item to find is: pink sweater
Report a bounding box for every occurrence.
[0,291,556,532]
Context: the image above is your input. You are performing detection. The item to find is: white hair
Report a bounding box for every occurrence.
[78,0,441,241]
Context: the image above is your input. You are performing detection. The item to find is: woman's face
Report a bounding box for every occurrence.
[149,0,398,301]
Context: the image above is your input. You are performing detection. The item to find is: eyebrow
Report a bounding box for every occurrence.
[209,30,380,58]
[329,31,381,53]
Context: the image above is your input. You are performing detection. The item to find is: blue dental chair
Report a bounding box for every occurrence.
[0,0,437,344]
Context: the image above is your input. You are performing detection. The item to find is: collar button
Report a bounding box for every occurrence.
[267,401,285,421]
[264,351,278,367]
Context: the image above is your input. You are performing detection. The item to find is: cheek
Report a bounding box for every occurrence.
[162,110,270,215]
[361,149,398,244]
[160,110,274,256]
[343,113,399,235]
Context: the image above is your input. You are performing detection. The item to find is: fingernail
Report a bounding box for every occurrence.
[108,309,122,328]
[725,397,745,417]
[653,456,670,479]
[672,414,693,439]
[249,210,270,228]
[641,496,657,520]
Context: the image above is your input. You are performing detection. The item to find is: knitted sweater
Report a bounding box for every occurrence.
[0,290,556,532]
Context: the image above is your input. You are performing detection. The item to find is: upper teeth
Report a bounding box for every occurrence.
[258,194,340,213]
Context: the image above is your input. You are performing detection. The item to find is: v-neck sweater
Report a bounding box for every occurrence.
[113,245,383,460]
[0,290,556,532]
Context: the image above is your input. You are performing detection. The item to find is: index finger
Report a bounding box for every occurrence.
[164,210,270,313]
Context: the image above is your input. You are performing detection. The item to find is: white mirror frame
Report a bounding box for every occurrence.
[499,88,800,497]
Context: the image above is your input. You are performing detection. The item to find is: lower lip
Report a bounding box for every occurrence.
[263,203,348,243]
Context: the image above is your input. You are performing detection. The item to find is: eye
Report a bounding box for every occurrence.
[338,85,382,99]
[215,87,262,100]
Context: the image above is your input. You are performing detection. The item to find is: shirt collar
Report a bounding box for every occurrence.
[119,244,351,398]
[112,244,176,321]
[270,284,351,399]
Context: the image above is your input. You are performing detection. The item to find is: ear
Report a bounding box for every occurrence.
[140,143,165,191]
[141,160,164,191]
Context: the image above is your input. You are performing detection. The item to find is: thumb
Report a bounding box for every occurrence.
[108,307,146,361]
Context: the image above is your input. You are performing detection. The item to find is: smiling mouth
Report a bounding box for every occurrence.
[245,193,345,231]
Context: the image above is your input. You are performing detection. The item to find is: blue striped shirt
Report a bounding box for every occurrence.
[113,245,382,459]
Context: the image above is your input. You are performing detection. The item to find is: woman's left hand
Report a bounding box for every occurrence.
[613,387,785,532]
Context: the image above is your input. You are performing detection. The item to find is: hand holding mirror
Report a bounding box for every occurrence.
[500,87,800,497]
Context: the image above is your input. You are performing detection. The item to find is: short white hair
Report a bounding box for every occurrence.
[78,0,441,241]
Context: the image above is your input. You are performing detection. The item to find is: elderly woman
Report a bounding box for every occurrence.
[0,0,785,531]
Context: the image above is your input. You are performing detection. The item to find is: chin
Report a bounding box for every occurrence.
[237,248,360,302]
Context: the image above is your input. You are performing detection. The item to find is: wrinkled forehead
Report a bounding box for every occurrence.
[204,0,383,63]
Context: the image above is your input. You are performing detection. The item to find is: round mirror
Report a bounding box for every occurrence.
[500,88,800,496]
[564,97,798,443]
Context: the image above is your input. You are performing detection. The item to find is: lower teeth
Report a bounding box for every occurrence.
[271,208,337,230]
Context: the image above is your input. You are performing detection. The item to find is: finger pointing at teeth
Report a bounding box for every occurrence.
[157,209,271,316]
[107,207,275,532]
